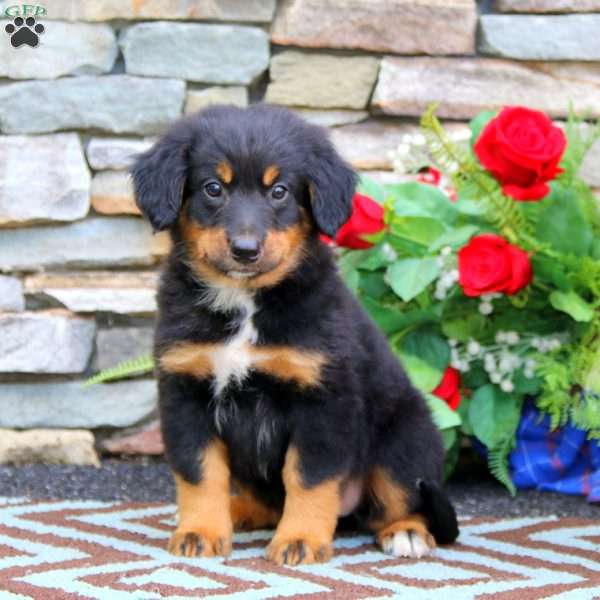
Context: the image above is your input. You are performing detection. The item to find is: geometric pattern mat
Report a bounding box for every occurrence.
[1,498,599,599]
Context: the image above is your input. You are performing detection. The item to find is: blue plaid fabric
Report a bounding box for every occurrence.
[510,401,600,503]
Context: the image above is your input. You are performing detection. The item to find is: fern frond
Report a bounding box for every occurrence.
[488,437,516,496]
[83,354,155,387]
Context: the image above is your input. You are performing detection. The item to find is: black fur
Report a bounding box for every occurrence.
[132,104,459,547]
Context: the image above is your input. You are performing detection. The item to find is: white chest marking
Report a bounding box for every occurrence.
[202,285,257,396]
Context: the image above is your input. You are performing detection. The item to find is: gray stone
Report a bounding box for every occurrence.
[266,51,380,109]
[332,120,469,170]
[291,109,369,128]
[0,133,90,227]
[0,22,117,80]
[86,138,154,170]
[0,429,99,466]
[495,0,600,12]
[0,76,185,135]
[24,271,160,315]
[91,171,139,216]
[0,311,96,374]
[330,121,420,170]
[120,23,269,84]
[372,57,600,119]
[44,0,276,22]
[0,218,170,272]
[480,15,600,61]
[185,87,248,114]
[0,380,157,429]
[0,275,24,312]
[94,327,155,371]
[271,0,476,55]
[581,136,600,187]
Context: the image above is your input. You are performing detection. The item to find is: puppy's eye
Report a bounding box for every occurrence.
[271,184,288,202]
[204,181,223,198]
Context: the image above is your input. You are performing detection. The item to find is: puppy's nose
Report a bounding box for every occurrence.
[230,235,262,263]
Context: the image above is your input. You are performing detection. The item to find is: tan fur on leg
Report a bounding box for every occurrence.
[168,440,233,558]
[266,447,340,566]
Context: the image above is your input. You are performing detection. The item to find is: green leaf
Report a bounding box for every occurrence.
[513,370,542,395]
[429,225,479,252]
[442,313,485,343]
[468,384,522,448]
[469,110,497,146]
[390,216,447,246]
[385,258,439,302]
[402,327,450,371]
[457,396,474,435]
[386,182,458,224]
[361,297,408,334]
[397,352,443,392]
[357,174,386,204]
[549,290,595,322]
[355,245,396,272]
[425,393,462,430]
[536,189,592,256]
[358,272,389,300]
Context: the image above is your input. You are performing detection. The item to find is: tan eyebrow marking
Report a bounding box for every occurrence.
[262,165,280,187]
[216,160,233,184]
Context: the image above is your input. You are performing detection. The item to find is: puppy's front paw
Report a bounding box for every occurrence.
[266,537,333,566]
[168,529,232,558]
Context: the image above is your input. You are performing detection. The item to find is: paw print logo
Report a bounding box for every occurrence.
[5,17,45,48]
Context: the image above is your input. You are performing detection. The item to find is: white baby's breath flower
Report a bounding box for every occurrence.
[441,246,452,257]
[479,302,493,315]
[499,355,513,373]
[381,243,397,261]
[505,331,520,345]
[396,143,411,157]
[449,338,458,347]
[467,340,481,356]
[548,338,561,351]
[412,133,426,146]
[490,372,502,384]
[483,353,496,372]
[495,331,506,344]
[500,379,515,393]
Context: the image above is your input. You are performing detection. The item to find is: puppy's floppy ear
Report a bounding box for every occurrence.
[130,134,189,232]
[307,138,357,237]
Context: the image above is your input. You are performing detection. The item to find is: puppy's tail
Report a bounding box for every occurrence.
[417,479,459,545]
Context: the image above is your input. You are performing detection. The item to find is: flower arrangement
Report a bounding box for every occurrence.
[334,105,600,492]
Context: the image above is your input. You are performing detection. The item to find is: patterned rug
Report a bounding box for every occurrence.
[1,498,599,599]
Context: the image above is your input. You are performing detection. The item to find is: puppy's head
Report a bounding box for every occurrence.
[131,105,356,287]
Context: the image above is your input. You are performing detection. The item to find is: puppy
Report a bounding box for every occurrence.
[132,104,459,565]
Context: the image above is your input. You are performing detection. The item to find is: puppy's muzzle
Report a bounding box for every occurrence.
[229,235,262,264]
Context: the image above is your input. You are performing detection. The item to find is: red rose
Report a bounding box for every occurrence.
[433,367,461,411]
[474,106,566,201]
[335,193,384,249]
[458,234,532,297]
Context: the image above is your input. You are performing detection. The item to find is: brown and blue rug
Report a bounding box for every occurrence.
[1,497,599,599]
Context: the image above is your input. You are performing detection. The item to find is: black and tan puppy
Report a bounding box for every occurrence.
[132,104,459,565]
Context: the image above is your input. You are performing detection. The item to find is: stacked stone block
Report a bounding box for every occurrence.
[0,0,598,463]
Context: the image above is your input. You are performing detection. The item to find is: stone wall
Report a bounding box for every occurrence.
[1,0,599,463]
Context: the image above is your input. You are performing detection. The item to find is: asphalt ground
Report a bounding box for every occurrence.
[0,457,598,519]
